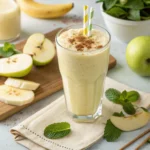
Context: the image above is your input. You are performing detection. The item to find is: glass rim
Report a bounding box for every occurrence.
[55,24,111,53]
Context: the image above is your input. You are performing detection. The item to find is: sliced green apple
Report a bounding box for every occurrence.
[23,33,55,66]
[0,85,34,106]
[110,111,150,131]
[5,78,40,91]
[0,54,33,77]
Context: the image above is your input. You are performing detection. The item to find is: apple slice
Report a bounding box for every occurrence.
[110,111,150,131]
[0,85,34,106]
[0,54,33,77]
[23,33,55,66]
[5,78,40,91]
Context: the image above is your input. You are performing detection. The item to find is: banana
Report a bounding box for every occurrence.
[5,78,40,91]
[0,85,34,106]
[16,0,74,19]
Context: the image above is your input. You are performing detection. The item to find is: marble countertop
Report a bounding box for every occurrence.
[0,0,149,150]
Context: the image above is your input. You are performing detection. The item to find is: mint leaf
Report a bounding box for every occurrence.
[121,0,144,9]
[0,47,14,57]
[105,88,121,103]
[119,0,128,5]
[105,7,128,18]
[127,9,141,20]
[140,107,149,112]
[104,119,122,142]
[127,91,140,102]
[122,102,136,115]
[3,42,15,51]
[113,111,125,117]
[147,138,150,143]
[104,0,118,10]
[44,122,71,139]
[0,42,20,58]
[143,0,150,5]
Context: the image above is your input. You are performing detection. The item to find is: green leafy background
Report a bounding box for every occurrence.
[97,0,150,20]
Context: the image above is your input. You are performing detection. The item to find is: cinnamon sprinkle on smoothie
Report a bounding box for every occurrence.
[58,28,109,51]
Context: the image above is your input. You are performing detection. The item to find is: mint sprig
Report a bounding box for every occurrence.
[104,119,122,142]
[44,122,71,139]
[105,88,139,115]
[0,42,20,58]
[104,88,149,142]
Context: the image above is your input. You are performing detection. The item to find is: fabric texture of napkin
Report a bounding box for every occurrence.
[11,77,150,150]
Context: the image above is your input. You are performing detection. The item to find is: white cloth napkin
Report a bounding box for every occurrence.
[11,77,150,150]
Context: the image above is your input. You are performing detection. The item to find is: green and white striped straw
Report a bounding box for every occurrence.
[88,7,94,37]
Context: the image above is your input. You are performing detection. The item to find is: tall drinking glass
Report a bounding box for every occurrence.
[56,24,111,122]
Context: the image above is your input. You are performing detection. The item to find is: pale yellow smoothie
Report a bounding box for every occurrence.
[0,0,20,41]
[56,25,110,120]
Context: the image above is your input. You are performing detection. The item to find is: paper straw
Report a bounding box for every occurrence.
[83,5,89,36]
[88,7,94,37]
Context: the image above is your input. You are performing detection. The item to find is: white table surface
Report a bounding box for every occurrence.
[0,0,150,150]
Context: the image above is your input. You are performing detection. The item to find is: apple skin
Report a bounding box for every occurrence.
[126,36,150,76]
[0,64,32,77]
[33,58,53,66]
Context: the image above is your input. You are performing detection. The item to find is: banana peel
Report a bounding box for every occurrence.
[16,0,74,19]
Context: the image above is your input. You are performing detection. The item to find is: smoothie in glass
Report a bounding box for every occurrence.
[56,24,110,122]
[0,0,20,42]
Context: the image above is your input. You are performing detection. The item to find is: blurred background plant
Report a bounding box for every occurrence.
[96,0,150,21]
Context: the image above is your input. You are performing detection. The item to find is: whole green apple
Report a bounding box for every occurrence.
[126,36,150,76]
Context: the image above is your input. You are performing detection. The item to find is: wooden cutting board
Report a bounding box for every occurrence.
[0,28,116,121]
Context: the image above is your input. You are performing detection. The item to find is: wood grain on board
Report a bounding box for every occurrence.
[0,28,116,121]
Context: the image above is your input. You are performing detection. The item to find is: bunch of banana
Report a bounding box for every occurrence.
[16,0,74,19]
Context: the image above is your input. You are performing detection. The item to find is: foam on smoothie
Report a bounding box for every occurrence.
[57,29,109,51]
